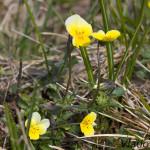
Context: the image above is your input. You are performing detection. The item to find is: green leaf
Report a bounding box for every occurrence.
[19,93,30,102]
[112,87,125,96]
[140,48,150,59]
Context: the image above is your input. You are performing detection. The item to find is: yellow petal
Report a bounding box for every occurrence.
[80,24,93,36]
[82,112,97,124]
[65,14,88,27]
[105,30,121,41]
[29,128,40,140]
[82,124,95,136]
[31,112,41,124]
[38,119,50,135]
[73,36,91,48]
[66,25,79,37]
[92,30,105,41]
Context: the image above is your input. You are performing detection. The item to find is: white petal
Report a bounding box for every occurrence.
[38,119,50,135]
[97,30,105,35]
[31,112,41,124]
[65,14,88,27]
[91,122,97,126]
[39,119,50,129]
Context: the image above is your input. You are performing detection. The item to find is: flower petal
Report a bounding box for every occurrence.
[65,14,88,27]
[81,124,95,136]
[92,30,105,41]
[29,128,40,140]
[80,24,93,36]
[38,119,50,135]
[31,112,41,124]
[73,36,91,48]
[66,24,79,37]
[105,30,121,41]
[82,112,97,124]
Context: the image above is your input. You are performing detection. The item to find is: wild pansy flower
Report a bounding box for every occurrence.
[80,112,97,136]
[92,30,121,42]
[148,1,150,8]
[65,14,93,48]
[25,112,50,140]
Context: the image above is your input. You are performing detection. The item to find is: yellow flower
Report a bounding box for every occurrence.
[80,112,97,136]
[25,112,50,140]
[65,14,93,48]
[148,1,150,8]
[92,30,121,42]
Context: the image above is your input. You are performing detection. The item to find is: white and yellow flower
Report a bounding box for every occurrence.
[25,112,50,140]
[80,112,97,136]
[65,14,93,48]
[92,30,121,42]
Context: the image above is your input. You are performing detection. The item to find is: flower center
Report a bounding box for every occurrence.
[30,124,40,135]
[75,30,85,40]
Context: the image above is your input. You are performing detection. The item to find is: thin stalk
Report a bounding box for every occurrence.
[42,0,54,31]
[132,0,137,22]
[132,0,146,50]
[23,84,37,150]
[80,47,95,85]
[114,15,143,81]
[86,0,98,20]
[64,35,72,102]
[92,41,101,104]
[5,103,17,150]
[116,0,128,48]
[24,0,51,78]
[99,0,114,80]
[53,7,65,27]
[88,6,101,23]
[121,26,150,85]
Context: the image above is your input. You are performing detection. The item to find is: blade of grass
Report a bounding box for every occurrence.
[132,0,137,22]
[24,0,51,78]
[116,0,128,48]
[99,0,114,81]
[53,7,65,27]
[114,15,143,81]
[137,92,150,113]
[5,103,22,150]
[42,0,54,31]
[23,82,38,150]
[80,47,95,85]
[132,0,146,50]
[121,26,150,85]
[92,42,101,104]
[85,0,98,20]
[88,6,101,23]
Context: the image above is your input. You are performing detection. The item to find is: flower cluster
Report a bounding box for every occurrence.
[25,112,50,140]
[80,112,97,136]
[65,14,121,48]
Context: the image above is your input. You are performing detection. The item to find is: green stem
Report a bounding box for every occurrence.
[42,0,55,31]
[121,25,150,85]
[24,0,51,78]
[116,0,128,48]
[23,83,37,150]
[132,0,146,51]
[80,47,95,85]
[114,14,143,81]
[64,35,72,101]
[99,0,114,80]
[92,41,101,104]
